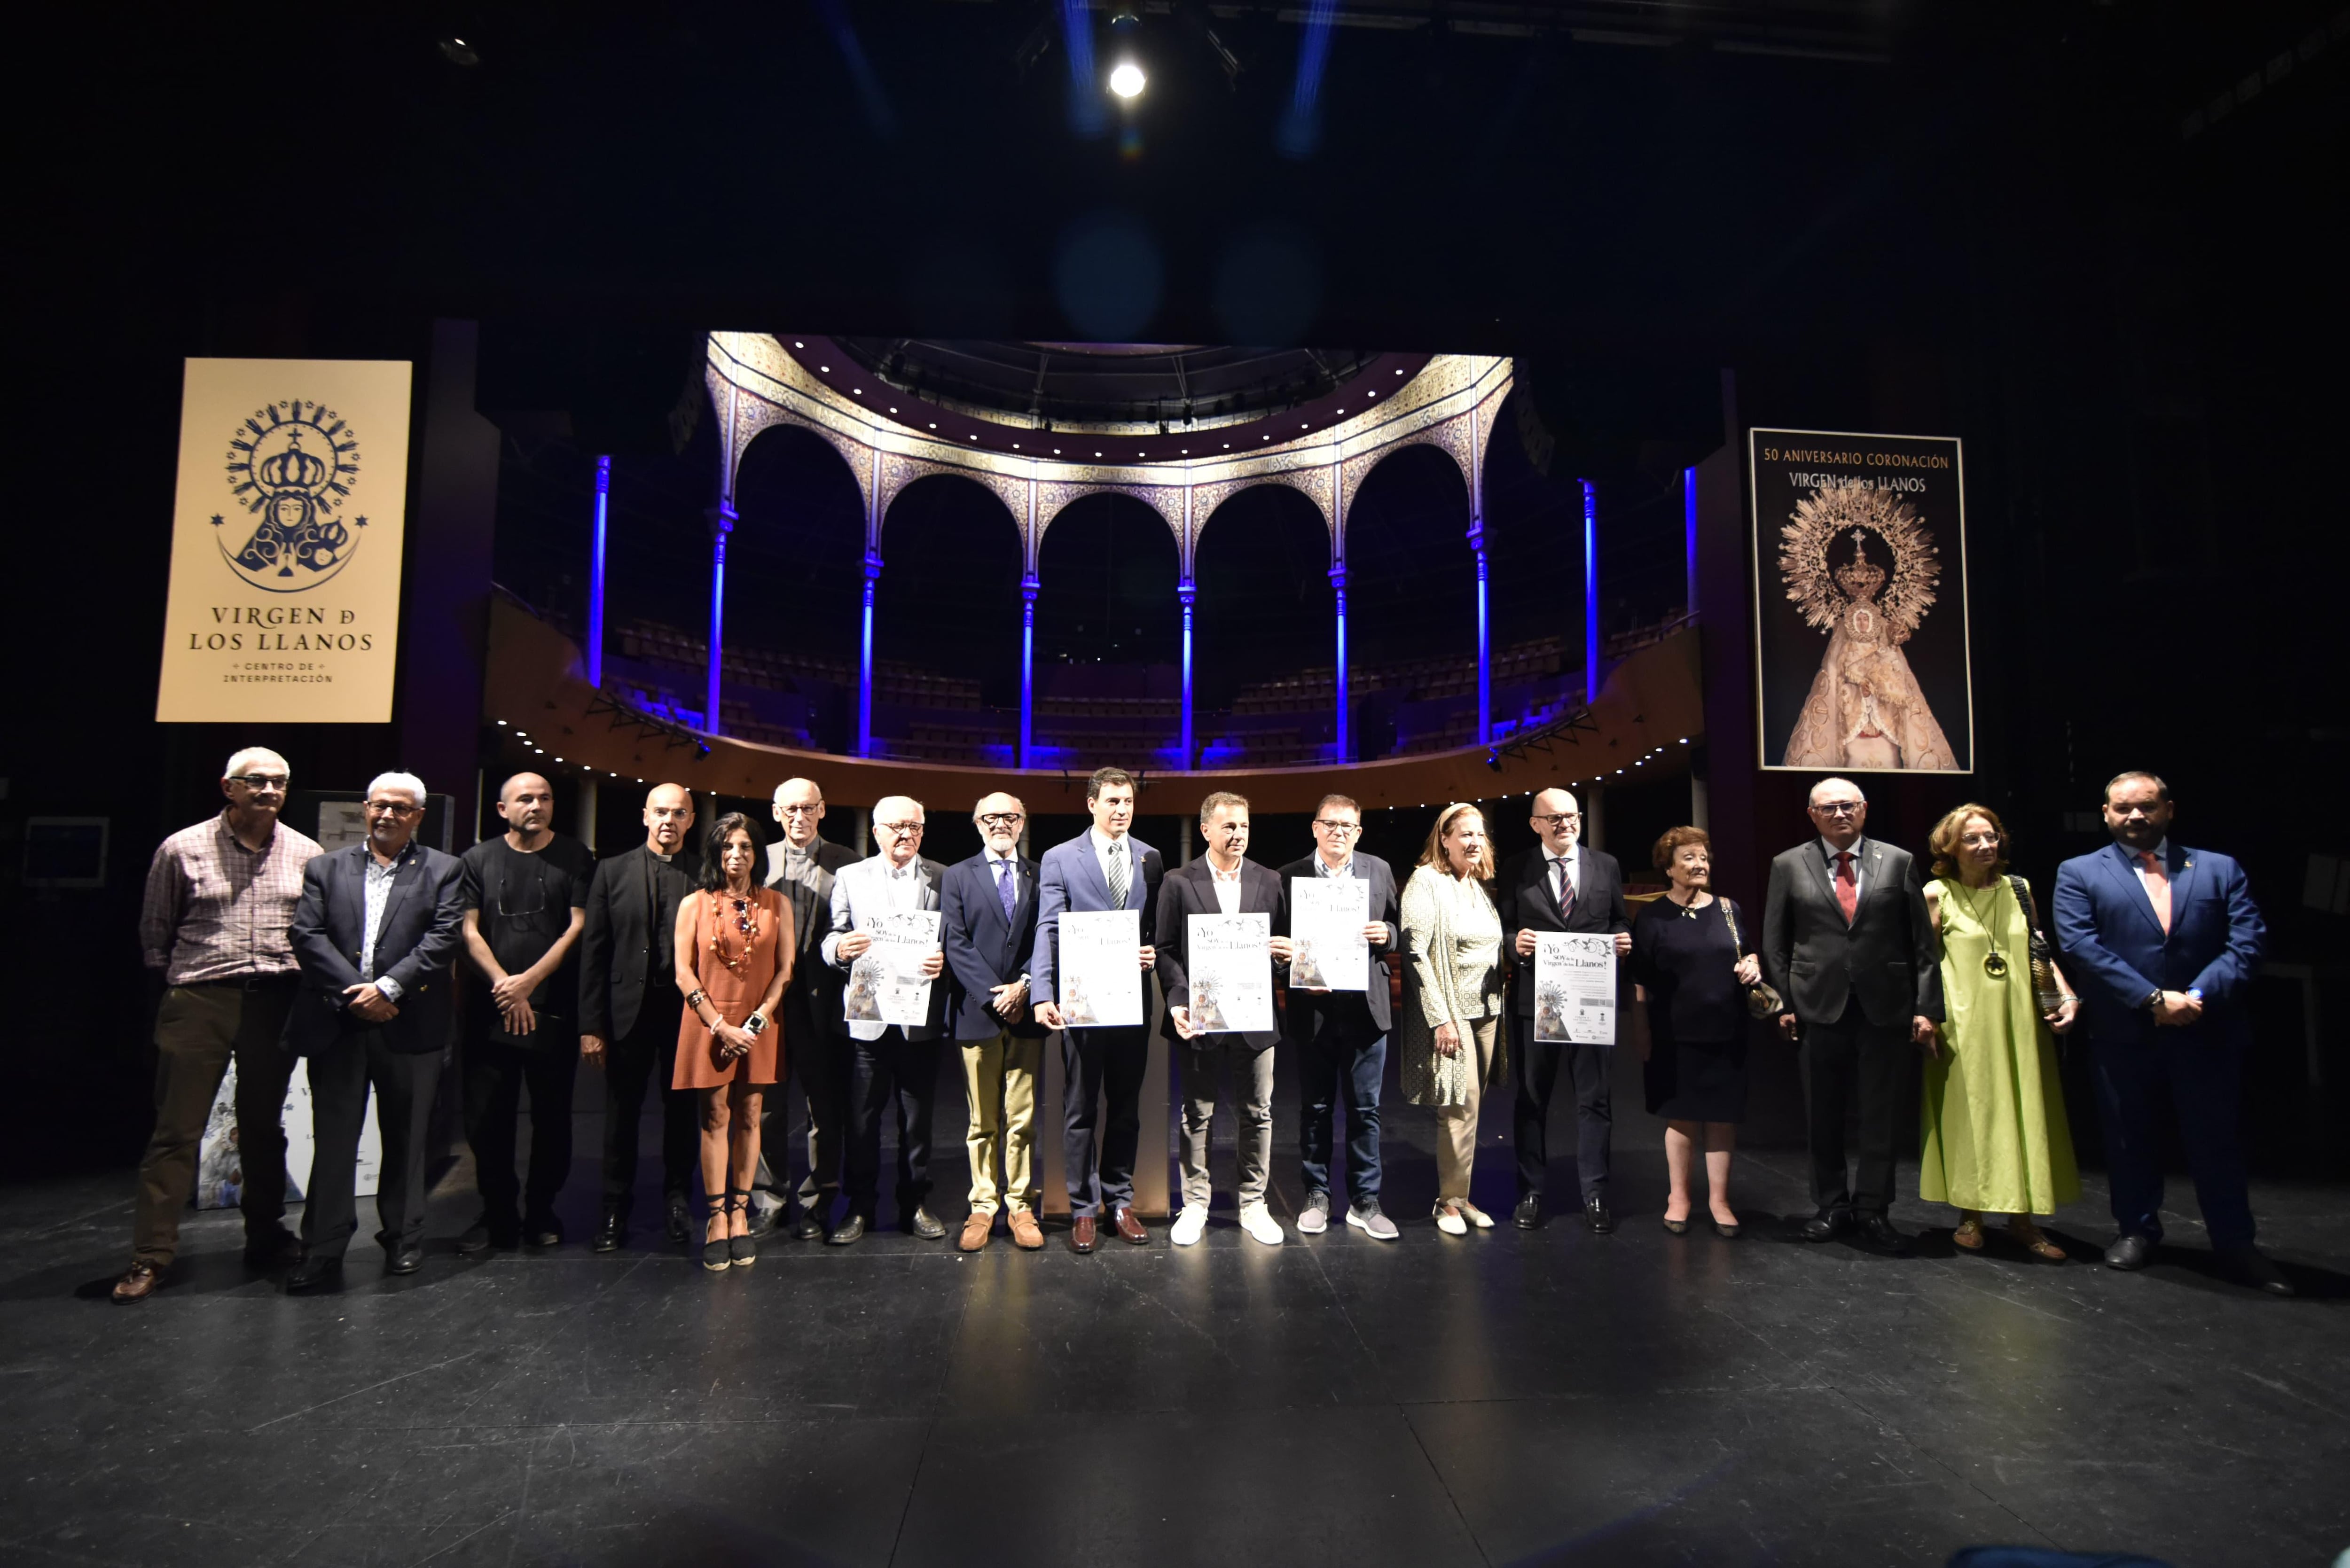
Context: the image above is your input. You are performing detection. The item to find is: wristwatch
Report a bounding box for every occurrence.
[744,1012,768,1037]
[2143,989,2164,1012]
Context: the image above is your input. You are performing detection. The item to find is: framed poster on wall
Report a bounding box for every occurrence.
[1749,429,1972,773]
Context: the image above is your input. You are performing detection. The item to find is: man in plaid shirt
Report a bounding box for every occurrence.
[112,747,322,1304]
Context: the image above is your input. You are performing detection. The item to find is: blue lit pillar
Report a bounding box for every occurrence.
[704,501,736,735]
[1581,478,1600,704]
[1684,465,1700,618]
[1018,575,1038,766]
[1178,579,1196,768]
[587,455,610,690]
[858,549,881,758]
[1469,518,1490,744]
[1331,564,1350,762]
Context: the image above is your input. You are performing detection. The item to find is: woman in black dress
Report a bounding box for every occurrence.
[1629,827,1762,1237]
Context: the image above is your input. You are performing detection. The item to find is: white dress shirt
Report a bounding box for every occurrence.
[1818,835,1867,900]
[360,844,416,1000]
[1545,844,1581,907]
[1090,827,1135,907]
[1207,857,1245,915]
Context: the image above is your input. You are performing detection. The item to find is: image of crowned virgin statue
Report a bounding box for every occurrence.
[1777,480,1959,771]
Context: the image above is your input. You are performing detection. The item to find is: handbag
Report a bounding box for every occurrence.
[1719,898,1783,1019]
[2006,874,2066,1016]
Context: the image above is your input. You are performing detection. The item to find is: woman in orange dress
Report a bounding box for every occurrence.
[672,812,792,1271]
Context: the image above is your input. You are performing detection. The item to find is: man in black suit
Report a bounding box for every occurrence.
[1498,788,1633,1232]
[1156,791,1294,1248]
[938,790,1048,1252]
[1761,776,1943,1254]
[578,782,699,1252]
[1277,793,1401,1240]
[760,776,861,1239]
[283,771,468,1292]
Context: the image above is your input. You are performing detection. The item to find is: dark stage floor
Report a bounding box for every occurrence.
[3,1045,2346,1568]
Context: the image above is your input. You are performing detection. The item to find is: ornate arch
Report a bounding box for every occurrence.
[725,386,877,521]
[876,462,1026,547]
[1338,435,1472,550]
[1035,480,1186,552]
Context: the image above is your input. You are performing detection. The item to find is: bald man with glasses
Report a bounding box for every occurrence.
[1761,777,1941,1255]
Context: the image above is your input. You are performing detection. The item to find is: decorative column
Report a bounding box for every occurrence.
[1018,575,1039,766]
[1330,563,1350,762]
[1178,579,1196,768]
[1684,465,1700,618]
[857,548,881,758]
[704,501,736,735]
[1582,478,1601,704]
[1469,517,1491,744]
[586,455,610,690]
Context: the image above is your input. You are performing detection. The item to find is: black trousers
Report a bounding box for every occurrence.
[1799,997,1909,1216]
[844,1028,942,1221]
[461,1027,577,1224]
[1062,1024,1149,1217]
[758,1012,849,1212]
[601,1009,696,1217]
[1512,1015,1614,1202]
[301,1028,441,1261]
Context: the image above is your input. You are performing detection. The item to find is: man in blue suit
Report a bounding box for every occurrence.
[282,772,468,1293]
[938,790,1048,1253]
[2052,770,2287,1295]
[1031,766,1164,1254]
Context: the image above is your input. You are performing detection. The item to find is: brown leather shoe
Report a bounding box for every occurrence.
[1112,1206,1148,1245]
[1009,1210,1044,1250]
[111,1260,162,1305]
[1068,1214,1098,1254]
[958,1212,993,1252]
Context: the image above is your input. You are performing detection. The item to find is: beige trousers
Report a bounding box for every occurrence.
[962,1030,1042,1214]
[1433,1016,1500,1204]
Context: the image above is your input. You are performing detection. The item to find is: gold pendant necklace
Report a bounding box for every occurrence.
[1960,878,2010,979]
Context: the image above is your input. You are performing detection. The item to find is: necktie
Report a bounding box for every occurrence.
[996,858,1017,921]
[1834,851,1858,922]
[2138,851,2172,934]
[1106,841,1129,910]
[1554,856,1577,920]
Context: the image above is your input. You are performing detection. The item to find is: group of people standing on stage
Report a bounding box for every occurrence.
[112,749,2289,1302]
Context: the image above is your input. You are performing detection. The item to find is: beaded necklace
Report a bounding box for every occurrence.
[707,886,762,974]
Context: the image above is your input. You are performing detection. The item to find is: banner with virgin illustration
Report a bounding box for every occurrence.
[1748,430,1972,773]
[156,358,413,722]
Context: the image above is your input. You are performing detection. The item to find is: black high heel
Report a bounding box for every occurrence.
[1661,1215,1690,1235]
[727,1187,756,1268]
[701,1194,732,1273]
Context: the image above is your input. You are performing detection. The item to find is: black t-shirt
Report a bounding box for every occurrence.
[460,834,596,1037]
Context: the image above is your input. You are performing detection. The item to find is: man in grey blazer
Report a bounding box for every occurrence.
[1761,776,1943,1254]
[1156,791,1292,1248]
[761,776,860,1238]
[1031,766,1165,1254]
[820,794,950,1244]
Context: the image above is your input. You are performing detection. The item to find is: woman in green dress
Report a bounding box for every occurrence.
[1920,804,2082,1261]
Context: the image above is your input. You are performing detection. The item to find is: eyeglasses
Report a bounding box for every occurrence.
[364,801,421,817]
[230,774,289,790]
[977,812,1026,828]
[1531,813,1581,827]
[1313,820,1361,835]
[1812,801,1864,816]
[776,804,822,817]
[876,821,924,837]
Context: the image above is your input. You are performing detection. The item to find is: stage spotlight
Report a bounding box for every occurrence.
[1485,753,1503,772]
[438,36,480,67]
[1109,59,1146,98]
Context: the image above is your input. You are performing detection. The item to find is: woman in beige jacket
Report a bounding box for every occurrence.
[1399,803,1507,1236]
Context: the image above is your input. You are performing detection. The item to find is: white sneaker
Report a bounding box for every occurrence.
[1433,1202,1469,1237]
[1170,1206,1210,1247]
[1238,1203,1285,1247]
